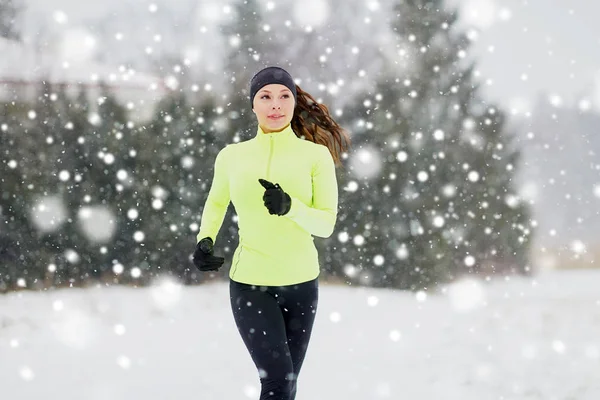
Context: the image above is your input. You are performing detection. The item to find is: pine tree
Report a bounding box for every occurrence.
[72,84,140,285]
[0,81,148,289]
[0,98,35,290]
[331,0,533,290]
[34,83,93,287]
[0,81,99,289]
[0,79,231,289]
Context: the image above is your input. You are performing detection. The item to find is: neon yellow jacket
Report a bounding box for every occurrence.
[196,124,338,286]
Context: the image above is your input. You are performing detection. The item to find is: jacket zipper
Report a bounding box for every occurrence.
[266,136,274,180]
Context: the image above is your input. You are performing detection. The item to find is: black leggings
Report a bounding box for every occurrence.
[229,277,319,400]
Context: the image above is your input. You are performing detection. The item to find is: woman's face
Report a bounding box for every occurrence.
[252,84,295,133]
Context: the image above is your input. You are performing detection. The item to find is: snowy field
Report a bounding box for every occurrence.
[1,269,599,400]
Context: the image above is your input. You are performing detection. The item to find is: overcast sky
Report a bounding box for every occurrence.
[16,0,600,114]
[448,0,600,114]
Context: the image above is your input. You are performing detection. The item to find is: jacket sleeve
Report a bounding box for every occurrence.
[196,146,230,244]
[284,145,338,238]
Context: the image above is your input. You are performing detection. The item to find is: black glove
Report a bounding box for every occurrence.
[258,178,292,216]
[193,237,225,271]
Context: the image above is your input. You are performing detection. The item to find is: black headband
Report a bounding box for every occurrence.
[250,66,297,107]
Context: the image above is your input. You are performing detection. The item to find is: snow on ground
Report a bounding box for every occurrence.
[1,269,600,400]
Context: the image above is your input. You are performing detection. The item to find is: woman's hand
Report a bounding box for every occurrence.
[193,237,225,271]
[258,178,292,216]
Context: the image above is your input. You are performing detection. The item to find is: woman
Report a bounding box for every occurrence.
[193,66,351,400]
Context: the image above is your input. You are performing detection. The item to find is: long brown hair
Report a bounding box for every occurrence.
[291,85,351,168]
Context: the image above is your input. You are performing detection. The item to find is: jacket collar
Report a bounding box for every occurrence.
[254,123,298,144]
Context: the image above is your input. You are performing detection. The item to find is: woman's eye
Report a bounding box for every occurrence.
[260,94,289,99]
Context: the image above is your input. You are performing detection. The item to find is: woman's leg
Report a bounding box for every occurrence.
[230,280,295,400]
[273,278,319,400]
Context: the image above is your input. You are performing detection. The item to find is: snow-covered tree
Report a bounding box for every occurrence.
[329,0,533,290]
[130,91,226,284]
[0,81,231,289]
